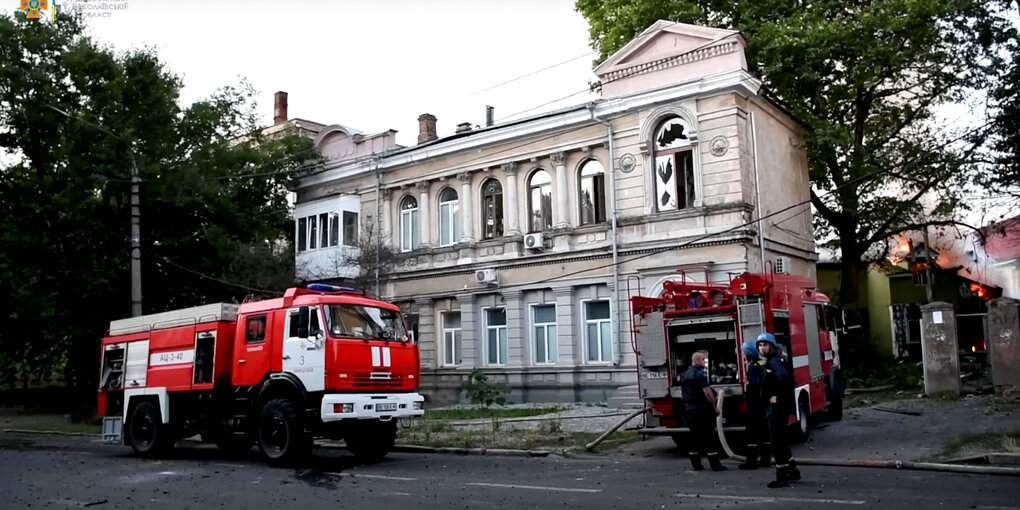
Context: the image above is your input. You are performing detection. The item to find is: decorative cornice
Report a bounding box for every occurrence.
[501,162,518,176]
[549,152,567,166]
[601,41,742,85]
[415,180,430,192]
[459,172,473,184]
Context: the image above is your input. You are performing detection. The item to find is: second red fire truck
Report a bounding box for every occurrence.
[630,271,847,446]
[98,284,423,464]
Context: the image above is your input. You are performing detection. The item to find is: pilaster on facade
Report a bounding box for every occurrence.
[380,187,392,243]
[502,289,525,367]
[415,297,436,370]
[501,162,521,236]
[455,293,478,368]
[416,180,432,248]
[553,287,577,364]
[550,151,570,229]
[459,171,475,243]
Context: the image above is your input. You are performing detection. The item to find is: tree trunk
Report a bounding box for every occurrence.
[837,227,863,309]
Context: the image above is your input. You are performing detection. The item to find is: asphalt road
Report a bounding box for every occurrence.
[1,433,1017,510]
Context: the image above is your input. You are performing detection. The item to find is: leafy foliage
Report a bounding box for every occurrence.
[0,13,315,409]
[575,0,1015,306]
[461,368,511,408]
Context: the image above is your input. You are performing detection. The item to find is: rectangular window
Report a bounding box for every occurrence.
[585,300,612,362]
[297,217,307,252]
[401,209,419,252]
[441,311,462,366]
[485,308,508,365]
[329,213,340,247]
[308,215,318,249]
[343,211,358,247]
[532,304,557,364]
[654,150,695,211]
[319,213,329,249]
[246,315,267,344]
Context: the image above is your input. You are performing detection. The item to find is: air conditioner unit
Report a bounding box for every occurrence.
[474,269,497,284]
[524,233,545,251]
[775,256,792,274]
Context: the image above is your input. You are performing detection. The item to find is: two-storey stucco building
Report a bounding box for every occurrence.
[291,21,817,405]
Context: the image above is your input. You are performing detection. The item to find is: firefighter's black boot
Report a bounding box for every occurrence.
[708,453,728,471]
[767,465,790,488]
[787,459,801,481]
[738,446,758,470]
[690,453,704,471]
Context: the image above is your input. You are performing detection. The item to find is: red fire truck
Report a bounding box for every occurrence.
[98,284,424,464]
[630,271,846,446]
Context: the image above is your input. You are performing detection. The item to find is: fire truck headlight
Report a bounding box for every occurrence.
[333,403,354,414]
[413,401,423,410]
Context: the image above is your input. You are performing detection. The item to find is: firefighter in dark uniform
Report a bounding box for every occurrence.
[757,332,802,488]
[680,351,727,471]
[738,340,771,470]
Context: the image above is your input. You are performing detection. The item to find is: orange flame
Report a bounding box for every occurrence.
[970,283,990,300]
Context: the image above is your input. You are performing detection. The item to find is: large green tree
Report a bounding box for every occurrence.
[576,0,1013,306]
[0,12,314,413]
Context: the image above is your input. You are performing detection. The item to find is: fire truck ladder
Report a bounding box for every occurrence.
[737,299,765,343]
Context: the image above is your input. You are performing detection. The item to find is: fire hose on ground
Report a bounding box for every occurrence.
[587,390,1019,477]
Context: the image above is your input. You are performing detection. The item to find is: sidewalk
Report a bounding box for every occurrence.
[615,393,1019,464]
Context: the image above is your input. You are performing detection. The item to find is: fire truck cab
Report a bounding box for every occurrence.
[98,284,424,464]
[630,271,845,445]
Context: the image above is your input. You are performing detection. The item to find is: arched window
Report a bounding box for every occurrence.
[653,117,696,211]
[578,160,606,225]
[528,170,552,232]
[399,195,420,252]
[481,179,503,239]
[438,187,459,246]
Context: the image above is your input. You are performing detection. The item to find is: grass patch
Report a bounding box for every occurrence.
[396,419,640,451]
[422,407,561,420]
[923,430,1020,462]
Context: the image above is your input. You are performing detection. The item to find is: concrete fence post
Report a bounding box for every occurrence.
[987,297,1020,393]
[920,302,959,397]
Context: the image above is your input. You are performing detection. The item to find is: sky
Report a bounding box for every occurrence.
[69,0,601,147]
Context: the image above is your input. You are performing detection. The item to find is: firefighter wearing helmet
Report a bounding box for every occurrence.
[738,340,771,470]
[756,332,802,488]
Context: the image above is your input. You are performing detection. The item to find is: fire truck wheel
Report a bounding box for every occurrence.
[347,420,397,463]
[827,373,844,421]
[790,396,811,443]
[258,398,311,465]
[129,400,172,457]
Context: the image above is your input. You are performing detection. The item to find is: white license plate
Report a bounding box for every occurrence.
[376,403,398,412]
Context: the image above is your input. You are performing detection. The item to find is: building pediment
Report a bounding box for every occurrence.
[595,20,747,99]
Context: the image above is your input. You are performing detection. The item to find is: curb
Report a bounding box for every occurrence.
[316,439,552,458]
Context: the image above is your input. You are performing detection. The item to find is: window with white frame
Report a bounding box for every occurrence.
[528,169,552,232]
[296,213,343,252]
[441,311,462,366]
[343,211,358,246]
[653,117,696,211]
[579,159,606,225]
[438,187,460,246]
[485,307,507,365]
[399,195,420,252]
[584,300,612,362]
[532,304,557,364]
[481,178,503,239]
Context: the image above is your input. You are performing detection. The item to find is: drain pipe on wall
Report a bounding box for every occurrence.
[373,156,382,298]
[750,111,767,272]
[589,103,623,365]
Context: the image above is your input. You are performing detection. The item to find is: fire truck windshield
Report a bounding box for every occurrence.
[323,305,407,342]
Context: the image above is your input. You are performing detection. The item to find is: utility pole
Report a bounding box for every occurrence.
[128,151,143,316]
[922,224,935,304]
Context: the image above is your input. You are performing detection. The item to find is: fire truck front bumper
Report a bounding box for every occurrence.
[320,393,425,422]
